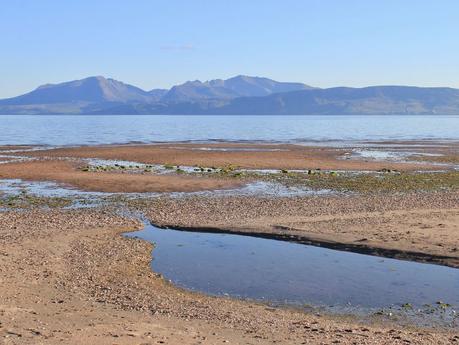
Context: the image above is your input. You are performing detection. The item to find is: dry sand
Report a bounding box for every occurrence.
[1,209,457,344]
[1,142,458,344]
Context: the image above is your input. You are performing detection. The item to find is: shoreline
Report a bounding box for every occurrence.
[138,192,459,270]
[5,142,448,170]
[1,140,458,344]
[1,209,457,344]
[1,141,457,195]
[146,220,459,269]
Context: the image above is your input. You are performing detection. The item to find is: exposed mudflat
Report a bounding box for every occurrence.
[1,142,457,195]
[0,160,242,193]
[7,142,443,171]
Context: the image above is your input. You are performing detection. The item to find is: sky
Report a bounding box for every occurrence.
[1,0,459,98]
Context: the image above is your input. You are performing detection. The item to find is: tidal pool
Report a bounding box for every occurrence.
[126,223,459,323]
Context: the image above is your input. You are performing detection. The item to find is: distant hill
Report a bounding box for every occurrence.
[160,75,314,103]
[1,76,459,115]
[207,86,459,115]
[0,76,151,105]
[0,76,153,115]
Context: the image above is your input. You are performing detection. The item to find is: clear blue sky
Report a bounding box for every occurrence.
[1,0,458,98]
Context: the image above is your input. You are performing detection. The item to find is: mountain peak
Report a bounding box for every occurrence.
[1,77,458,115]
[1,76,151,105]
[230,74,262,81]
[230,74,251,80]
[36,76,108,90]
[160,75,313,102]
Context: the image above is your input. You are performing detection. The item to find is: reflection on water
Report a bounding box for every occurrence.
[126,224,459,325]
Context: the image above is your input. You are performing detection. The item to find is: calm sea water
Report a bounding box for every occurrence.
[0,115,458,146]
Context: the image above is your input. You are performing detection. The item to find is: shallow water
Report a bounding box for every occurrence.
[126,224,459,322]
[0,178,325,202]
[0,115,458,146]
[352,149,443,161]
[0,179,108,198]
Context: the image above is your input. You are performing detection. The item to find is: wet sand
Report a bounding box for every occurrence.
[1,141,458,344]
[8,143,442,171]
[0,142,452,194]
[0,157,15,163]
[1,209,457,344]
[0,145,33,151]
[0,160,242,193]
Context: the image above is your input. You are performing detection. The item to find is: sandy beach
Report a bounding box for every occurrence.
[3,1,459,343]
[0,141,458,344]
[1,142,456,194]
[0,160,242,193]
[138,193,459,268]
[1,209,458,344]
[9,142,445,171]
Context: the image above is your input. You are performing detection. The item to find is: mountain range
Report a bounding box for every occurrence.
[1,75,458,115]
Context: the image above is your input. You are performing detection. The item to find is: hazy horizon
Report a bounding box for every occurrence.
[1,0,459,98]
[6,74,459,100]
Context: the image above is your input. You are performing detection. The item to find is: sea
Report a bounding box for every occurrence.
[0,114,458,146]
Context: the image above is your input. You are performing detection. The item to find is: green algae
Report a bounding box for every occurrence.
[0,191,72,209]
[301,171,459,193]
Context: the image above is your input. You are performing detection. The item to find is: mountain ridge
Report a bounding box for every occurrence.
[160,75,314,103]
[1,76,459,115]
